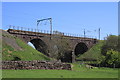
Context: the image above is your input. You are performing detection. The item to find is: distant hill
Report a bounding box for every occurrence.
[2,29,50,61]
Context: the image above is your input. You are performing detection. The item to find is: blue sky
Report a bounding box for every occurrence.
[2,2,118,39]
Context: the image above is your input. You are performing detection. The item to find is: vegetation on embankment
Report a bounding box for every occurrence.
[2,30,50,61]
[77,40,104,61]
[100,35,120,67]
[77,35,120,68]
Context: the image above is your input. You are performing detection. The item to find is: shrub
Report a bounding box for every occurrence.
[100,49,120,68]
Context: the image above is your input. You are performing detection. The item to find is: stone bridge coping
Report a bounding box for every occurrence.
[7,29,97,41]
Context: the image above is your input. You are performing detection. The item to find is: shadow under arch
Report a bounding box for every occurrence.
[30,38,49,56]
[74,42,88,56]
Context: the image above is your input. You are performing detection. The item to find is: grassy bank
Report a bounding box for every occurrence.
[2,63,118,78]
[2,30,50,61]
[77,40,104,61]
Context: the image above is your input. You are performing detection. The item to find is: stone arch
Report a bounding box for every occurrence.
[74,42,88,56]
[30,38,49,56]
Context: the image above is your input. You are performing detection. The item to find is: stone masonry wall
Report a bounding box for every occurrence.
[2,61,71,70]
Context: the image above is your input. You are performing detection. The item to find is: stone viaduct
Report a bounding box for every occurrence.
[7,28,98,62]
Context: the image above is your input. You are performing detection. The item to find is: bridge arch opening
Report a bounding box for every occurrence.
[28,42,35,49]
[29,38,49,56]
[74,42,88,56]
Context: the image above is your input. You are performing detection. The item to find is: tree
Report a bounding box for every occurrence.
[101,35,118,56]
[100,35,120,67]
[101,49,120,68]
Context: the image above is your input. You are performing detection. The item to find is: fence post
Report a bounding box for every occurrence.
[72,51,75,63]
[23,27,25,31]
[21,27,23,31]
[113,64,115,68]
[31,28,33,32]
[99,64,100,68]
[47,31,48,34]
[105,64,107,67]
[38,29,39,33]
[13,26,15,29]
[9,25,11,29]
[28,28,29,31]
[17,26,19,30]
[44,30,46,33]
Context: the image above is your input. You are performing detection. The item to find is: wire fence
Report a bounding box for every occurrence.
[8,25,96,39]
[86,63,119,68]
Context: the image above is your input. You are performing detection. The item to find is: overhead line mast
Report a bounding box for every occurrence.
[37,18,52,39]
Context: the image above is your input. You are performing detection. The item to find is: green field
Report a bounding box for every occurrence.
[2,63,118,78]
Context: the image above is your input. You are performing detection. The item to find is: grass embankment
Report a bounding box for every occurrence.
[2,30,50,61]
[2,63,118,78]
[77,40,104,61]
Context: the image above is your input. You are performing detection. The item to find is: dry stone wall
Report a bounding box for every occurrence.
[2,61,71,70]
